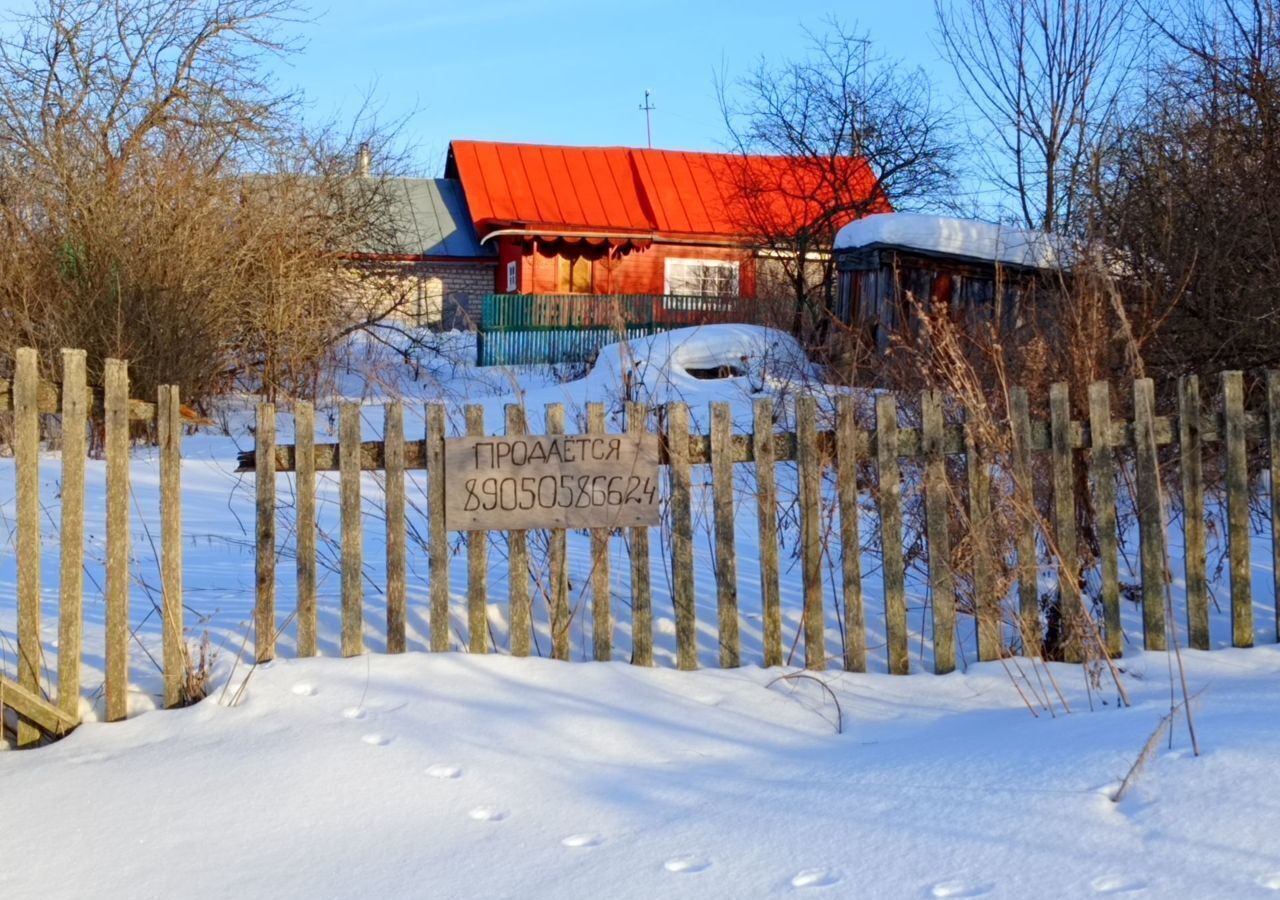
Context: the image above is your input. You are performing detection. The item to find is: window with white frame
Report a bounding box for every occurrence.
[506,260,518,292]
[414,276,444,326]
[663,258,739,306]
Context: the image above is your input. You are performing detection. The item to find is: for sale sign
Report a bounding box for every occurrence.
[443,432,662,531]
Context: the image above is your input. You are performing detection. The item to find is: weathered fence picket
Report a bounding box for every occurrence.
[668,401,697,671]
[753,398,783,668]
[506,404,533,657]
[255,402,276,663]
[384,401,407,654]
[159,384,183,708]
[627,402,654,666]
[57,349,86,716]
[340,402,363,657]
[710,401,740,668]
[587,403,612,661]
[295,401,318,657]
[1088,381,1122,658]
[1178,376,1209,651]
[1222,371,1253,648]
[104,358,130,723]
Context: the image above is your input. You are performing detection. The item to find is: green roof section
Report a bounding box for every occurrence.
[389,178,493,259]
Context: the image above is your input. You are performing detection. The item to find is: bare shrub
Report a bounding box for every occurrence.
[0,0,416,405]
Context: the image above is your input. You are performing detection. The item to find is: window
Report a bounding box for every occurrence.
[505,261,518,292]
[557,256,592,294]
[663,258,739,311]
[415,276,444,326]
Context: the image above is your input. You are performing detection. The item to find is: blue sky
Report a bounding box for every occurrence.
[0,0,961,180]
[277,0,955,174]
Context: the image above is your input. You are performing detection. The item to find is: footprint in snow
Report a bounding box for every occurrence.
[468,806,508,822]
[341,706,367,720]
[426,764,462,780]
[664,856,711,874]
[562,833,603,849]
[930,880,994,898]
[361,733,391,746]
[290,683,317,697]
[1257,873,1280,891]
[1090,875,1147,894]
[791,868,843,889]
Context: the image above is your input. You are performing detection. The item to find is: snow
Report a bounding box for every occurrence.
[1,327,1279,896]
[835,212,1069,270]
[5,649,1280,898]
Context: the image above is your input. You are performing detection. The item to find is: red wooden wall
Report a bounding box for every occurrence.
[491,237,758,297]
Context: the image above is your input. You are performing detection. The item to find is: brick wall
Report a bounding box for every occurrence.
[346,258,497,331]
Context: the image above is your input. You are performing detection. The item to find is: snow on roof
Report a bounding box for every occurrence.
[834,212,1068,270]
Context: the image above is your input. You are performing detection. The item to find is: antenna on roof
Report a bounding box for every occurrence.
[638,90,655,149]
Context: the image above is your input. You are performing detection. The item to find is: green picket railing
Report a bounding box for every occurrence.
[477,293,749,366]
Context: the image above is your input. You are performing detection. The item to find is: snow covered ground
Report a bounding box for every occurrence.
[5,648,1280,898]
[2,326,1280,897]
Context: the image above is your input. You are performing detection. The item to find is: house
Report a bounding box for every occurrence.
[345,166,497,330]
[444,140,886,362]
[833,212,1070,352]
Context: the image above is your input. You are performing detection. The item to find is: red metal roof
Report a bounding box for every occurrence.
[446,141,888,246]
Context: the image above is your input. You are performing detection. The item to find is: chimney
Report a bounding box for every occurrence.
[356,142,372,177]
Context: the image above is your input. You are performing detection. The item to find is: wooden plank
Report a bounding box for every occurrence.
[1050,383,1082,662]
[836,396,866,672]
[797,397,825,670]
[104,358,130,723]
[506,405,533,656]
[1009,387,1041,657]
[964,416,999,662]
[921,391,955,674]
[1223,371,1253,648]
[441,432,661,531]
[254,402,276,663]
[340,402,364,657]
[587,403,613,661]
[627,402,653,666]
[754,398,782,667]
[0,673,78,737]
[427,404,450,652]
[668,401,697,670]
[57,349,87,717]
[710,401,740,668]
[1178,377,1209,651]
[384,401,407,654]
[546,403,570,660]
[1269,371,1280,643]
[159,385,183,707]
[1088,382,1122,658]
[294,402,317,657]
[1134,379,1167,651]
[465,405,488,654]
[14,348,41,747]
[877,393,908,675]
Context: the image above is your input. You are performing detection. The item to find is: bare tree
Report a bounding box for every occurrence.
[0,0,416,404]
[1091,0,1280,376]
[936,0,1138,232]
[718,21,958,341]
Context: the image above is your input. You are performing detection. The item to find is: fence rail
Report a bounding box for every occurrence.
[477,293,752,365]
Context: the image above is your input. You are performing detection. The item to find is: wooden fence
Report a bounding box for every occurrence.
[237,370,1280,680]
[0,348,180,748]
[477,293,751,365]
[4,348,1280,748]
